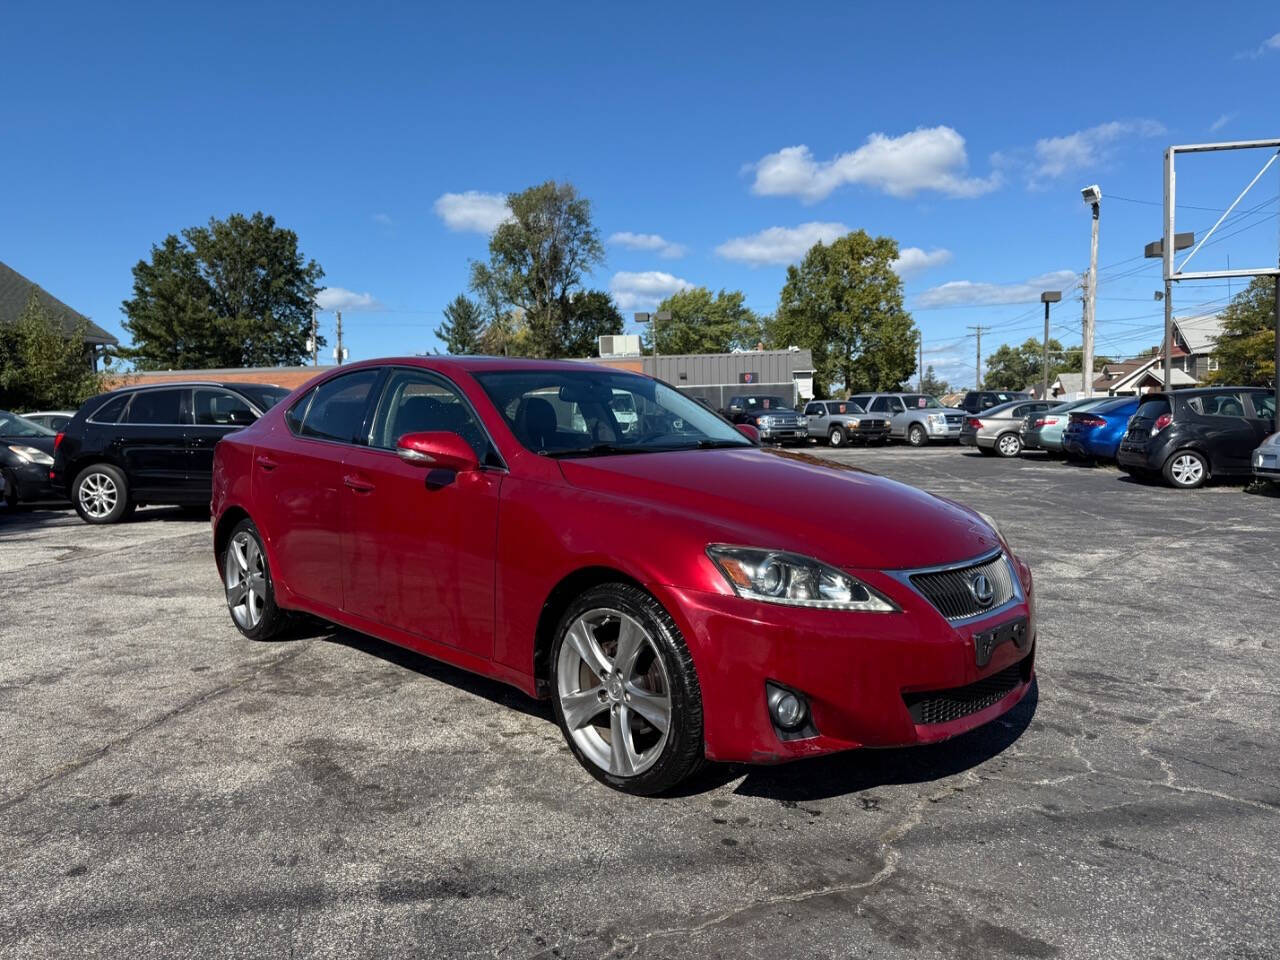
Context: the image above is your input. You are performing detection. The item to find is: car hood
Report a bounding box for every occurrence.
[1,434,55,454]
[557,447,1000,570]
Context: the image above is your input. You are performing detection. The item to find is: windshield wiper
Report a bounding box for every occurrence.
[693,439,750,449]
[543,443,652,459]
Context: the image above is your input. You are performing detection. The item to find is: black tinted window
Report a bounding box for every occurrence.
[125,389,186,425]
[295,370,379,443]
[90,394,130,423]
[1136,398,1169,419]
[194,389,256,426]
[1189,393,1247,418]
[1249,393,1276,421]
[368,369,490,459]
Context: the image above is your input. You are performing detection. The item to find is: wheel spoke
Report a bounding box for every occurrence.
[247,573,266,601]
[565,621,611,679]
[560,687,606,730]
[626,685,670,733]
[613,618,645,678]
[226,580,248,606]
[609,707,638,776]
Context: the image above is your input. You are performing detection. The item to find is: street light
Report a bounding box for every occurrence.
[1040,291,1061,399]
[1145,231,1194,393]
[633,311,671,360]
[1081,185,1101,396]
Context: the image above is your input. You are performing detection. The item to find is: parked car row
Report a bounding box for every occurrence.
[954,386,1278,490]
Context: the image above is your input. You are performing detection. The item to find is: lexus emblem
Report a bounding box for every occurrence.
[969,573,995,607]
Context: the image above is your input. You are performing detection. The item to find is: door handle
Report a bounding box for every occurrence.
[255,455,279,471]
[343,474,375,493]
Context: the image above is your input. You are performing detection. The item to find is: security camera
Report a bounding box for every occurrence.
[1081,184,1102,205]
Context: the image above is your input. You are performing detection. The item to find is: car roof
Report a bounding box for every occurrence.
[100,380,287,394]
[1093,396,1139,411]
[982,399,1030,415]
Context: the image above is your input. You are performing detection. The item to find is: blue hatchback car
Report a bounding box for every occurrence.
[1061,396,1140,461]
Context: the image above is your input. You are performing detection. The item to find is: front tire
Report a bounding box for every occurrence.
[1164,450,1208,489]
[73,464,134,524]
[827,426,846,447]
[550,583,704,795]
[995,432,1022,458]
[223,519,288,640]
[907,424,927,447]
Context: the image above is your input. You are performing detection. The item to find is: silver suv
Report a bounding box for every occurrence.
[802,400,890,446]
[846,393,965,446]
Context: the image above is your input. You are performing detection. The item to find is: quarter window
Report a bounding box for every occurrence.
[367,369,491,460]
[291,369,380,443]
[125,389,187,425]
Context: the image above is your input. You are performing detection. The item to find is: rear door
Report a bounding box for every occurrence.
[1245,391,1277,445]
[1188,392,1257,472]
[116,388,190,497]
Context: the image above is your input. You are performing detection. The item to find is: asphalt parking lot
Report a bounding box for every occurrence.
[1,446,1277,959]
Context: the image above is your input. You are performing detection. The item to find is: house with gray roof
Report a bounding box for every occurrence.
[0,260,118,369]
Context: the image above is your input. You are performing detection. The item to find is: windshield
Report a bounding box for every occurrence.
[237,385,291,411]
[474,369,752,457]
[0,410,56,437]
[738,396,795,412]
[898,394,943,409]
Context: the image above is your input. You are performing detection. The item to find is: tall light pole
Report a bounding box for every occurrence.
[1040,290,1061,399]
[633,311,671,360]
[1081,185,1101,397]
[1144,232,1194,392]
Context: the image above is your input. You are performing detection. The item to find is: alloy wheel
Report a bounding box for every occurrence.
[908,425,925,446]
[1170,453,1205,487]
[555,608,671,778]
[78,472,118,519]
[997,433,1021,457]
[225,531,268,629]
[828,427,844,447]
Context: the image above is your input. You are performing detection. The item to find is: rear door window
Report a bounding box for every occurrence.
[291,369,380,443]
[1189,393,1248,418]
[90,393,130,423]
[124,389,187,425]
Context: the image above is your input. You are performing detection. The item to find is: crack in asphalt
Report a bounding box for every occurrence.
[0,642,312,814]
[592,770,982,959]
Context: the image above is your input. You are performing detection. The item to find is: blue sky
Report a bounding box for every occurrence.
[3,1,1278,387]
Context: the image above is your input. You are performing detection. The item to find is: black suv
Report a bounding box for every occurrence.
[1117,387,1277,489]
[961,389,1031,414]
[722,394,807,444]
[53,381,289,523]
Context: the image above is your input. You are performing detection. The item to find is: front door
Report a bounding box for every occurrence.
[341,367,502,658]
[188,387,260,498]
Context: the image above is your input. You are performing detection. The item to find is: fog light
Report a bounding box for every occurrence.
[767,684,808,730]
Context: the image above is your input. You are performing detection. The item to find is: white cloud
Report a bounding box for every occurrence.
[715,221,849,266]
[891,247,953,277]
[315,287,382,312]
[608,231,687,259]
[1209,112,1235,133]
[372,212,393,226]
[748,127,1000,203]
[1236,31,1280,59]
[433,191,511,233]
[915,269,1078,308]
[609,271,694,311]
[1030,120,1165,184]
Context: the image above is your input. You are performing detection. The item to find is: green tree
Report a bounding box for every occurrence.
[647,287,762,354]
[469,181,605,358]
[1207,276,1276,385]
[478,309,532,357]
[768,230,917,394]
[122,212,324,369]
[435,294,485,355]
[562,290,624,358]
[919,365,950,396]
[0,293,104,409]
[1054,348,1113,374]
[983,337,1064,389]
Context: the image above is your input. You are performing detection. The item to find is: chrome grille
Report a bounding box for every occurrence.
[945,414,962,426]
[909,553,1016,621]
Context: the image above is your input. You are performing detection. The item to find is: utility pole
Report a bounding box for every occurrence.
[967,325,987,388]
[335,310,344,365]
[1040,290,1062,399]
[311,307,319,366]
[918,336,924,392]
[1081,185,1101,397]
[1274,274,1280,434]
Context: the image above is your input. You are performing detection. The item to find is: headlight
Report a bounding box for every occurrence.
[797,416,808,427]
[706,545,897,611]
[847,417,861,427]
[757,416,774,428]
[6,444,53,466]
[976,510,1007,545]
[928,413,946,423]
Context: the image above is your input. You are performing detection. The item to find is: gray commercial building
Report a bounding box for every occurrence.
[629,348,815,410]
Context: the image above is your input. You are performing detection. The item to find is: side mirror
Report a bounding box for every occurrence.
[735,423,760,443]
[396,431,479,472]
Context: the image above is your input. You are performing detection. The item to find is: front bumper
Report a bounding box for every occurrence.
[1254,447,1280,477]
[650,564,1036,764]
[759,427,808,443]
[2,460,60,502]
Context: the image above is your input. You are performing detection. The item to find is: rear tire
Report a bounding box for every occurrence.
[223,519,288,640]
[827,426,846,447]
[550,583,704,795]
[995,432,1022,458]
[72,464,133,524]
[907,424,927,447]
[1163,450,1208,489]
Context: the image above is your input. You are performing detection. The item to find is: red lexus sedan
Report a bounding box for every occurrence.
[211,357,1036,793]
